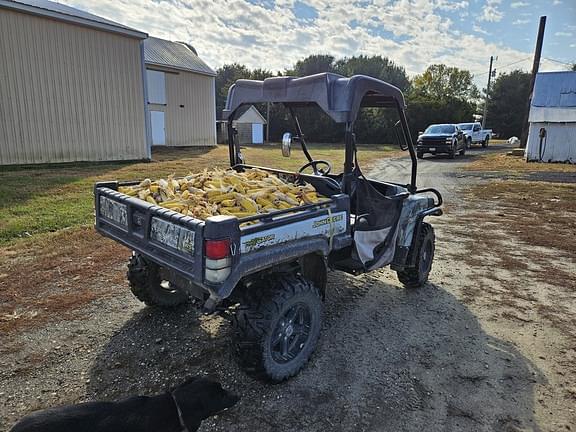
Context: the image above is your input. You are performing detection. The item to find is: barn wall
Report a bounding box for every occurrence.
[0,9,148,165]
[155,70,216,146]
[526,122,576,163]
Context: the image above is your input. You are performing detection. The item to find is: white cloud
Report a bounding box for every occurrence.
[553,0,562,4]
[555,32,573,37]
[60,0,538,85]
[479,0,504,22]
[512,19,530,25]
[510,1,529,8]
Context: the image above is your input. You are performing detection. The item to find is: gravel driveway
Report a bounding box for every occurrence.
[1,144,574,431]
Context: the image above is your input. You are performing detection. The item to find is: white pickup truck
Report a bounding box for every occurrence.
[457,122,492,148]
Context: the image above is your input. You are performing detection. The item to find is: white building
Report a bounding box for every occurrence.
[526,71,576,163]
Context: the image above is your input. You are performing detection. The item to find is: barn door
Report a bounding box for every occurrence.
[150,111,166,146]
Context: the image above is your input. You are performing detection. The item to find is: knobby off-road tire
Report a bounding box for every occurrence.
[231,275,323,382]
[397,222,435,288]
[127,254,188,308]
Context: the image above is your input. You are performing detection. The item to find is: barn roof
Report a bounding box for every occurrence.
[532,71,576,108]
[0,0,147,38]
[144,37,216,77]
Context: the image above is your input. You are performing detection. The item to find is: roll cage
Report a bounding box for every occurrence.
[222,72,418,193]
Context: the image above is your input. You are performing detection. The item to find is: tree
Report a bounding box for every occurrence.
[571,63,576,71]
[290,55,336,77]
[412,64,480,101]
[215,64,252,116]
[335,55,410,92]
[486,70,530,138]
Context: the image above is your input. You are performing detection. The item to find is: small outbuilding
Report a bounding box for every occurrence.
[234,105,267,145]
[144,37,216,147]
[526,71,576,163]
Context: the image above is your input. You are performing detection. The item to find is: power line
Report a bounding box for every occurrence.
[472,57,531,77]
[543,56,573,66]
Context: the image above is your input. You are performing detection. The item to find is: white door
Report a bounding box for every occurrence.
[151,111,166,146]
[252,123,264,144]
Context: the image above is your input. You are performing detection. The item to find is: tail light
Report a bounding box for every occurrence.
[205,239,232,283]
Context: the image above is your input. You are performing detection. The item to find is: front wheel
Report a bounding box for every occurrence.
[459,142,466,156]
[397,222,435,288]
[127,254,189,308]
[417,152,424,159]
[231,275,322,382]
[448,142,456,159]
[466,137,472,148]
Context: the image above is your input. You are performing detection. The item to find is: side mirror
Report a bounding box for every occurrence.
[418,131,424,136]
[281,132,292,157]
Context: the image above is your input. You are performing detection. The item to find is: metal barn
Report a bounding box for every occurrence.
[526,71,576,164]
[0,0,150,165]
[144,37,216,147]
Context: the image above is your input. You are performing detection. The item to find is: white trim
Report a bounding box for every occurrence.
[529,106,576,123]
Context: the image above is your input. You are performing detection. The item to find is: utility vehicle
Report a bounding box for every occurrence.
[94,73,443,381]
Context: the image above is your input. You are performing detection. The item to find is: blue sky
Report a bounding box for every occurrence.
[66,0,575,86]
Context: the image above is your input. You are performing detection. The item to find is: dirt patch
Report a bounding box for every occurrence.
[465,152,576,174]
[0,227,129,334]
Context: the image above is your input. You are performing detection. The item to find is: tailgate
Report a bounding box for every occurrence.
[94,182,204,283]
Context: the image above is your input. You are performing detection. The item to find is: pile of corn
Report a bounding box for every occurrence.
[117,167,328,220]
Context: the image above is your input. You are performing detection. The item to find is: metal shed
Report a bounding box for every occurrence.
[526,71,576,163]
[143,37,216,147]
[0,0,150,165]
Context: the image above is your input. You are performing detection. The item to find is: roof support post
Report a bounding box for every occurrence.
[396,101,417,192]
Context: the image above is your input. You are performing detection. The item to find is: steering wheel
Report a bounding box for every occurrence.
[298,160,332,175]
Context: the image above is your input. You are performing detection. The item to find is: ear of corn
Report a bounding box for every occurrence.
[116,167,330,221]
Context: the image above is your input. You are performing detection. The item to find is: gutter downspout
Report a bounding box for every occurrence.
[140,40,152,160]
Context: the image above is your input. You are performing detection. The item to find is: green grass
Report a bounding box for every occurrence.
[0,143,397,245]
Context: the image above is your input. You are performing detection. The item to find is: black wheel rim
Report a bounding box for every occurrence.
[419,239,433,276]
[270,303,312,364]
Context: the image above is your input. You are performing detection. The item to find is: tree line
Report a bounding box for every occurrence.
[216,54,531,143]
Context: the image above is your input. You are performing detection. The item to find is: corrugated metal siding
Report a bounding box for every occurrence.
[148,70,215,146]
[526,122,576,163]
[532,72,576,108]
[0,9,147,165]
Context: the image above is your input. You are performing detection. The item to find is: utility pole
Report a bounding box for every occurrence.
[482,56,494,130]
[520,15,546,148]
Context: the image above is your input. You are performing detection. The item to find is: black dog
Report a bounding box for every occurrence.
[10,376,239,432]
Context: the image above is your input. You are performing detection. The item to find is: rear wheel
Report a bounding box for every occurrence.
[417,152,424,159]
[397,222,435,288]
[231,275,322,382]
[466,137,472,148]
[459,142,466,156]
[127,254,189,308]
[482,136,489,148]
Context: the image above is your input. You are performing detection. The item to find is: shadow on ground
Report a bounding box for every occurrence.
[88,272,543,432]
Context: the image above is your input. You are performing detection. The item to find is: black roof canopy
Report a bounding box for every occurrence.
[223,73,406,123]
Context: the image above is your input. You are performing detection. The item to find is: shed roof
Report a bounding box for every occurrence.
[532,71,576,108]
[236,105,267,124]
[144,37,215,77]
[0,0,147,38]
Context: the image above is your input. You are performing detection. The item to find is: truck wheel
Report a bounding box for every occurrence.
[482,136,489,148]
[459,144,466,156]
[448,142,456,159]
[417,152,424,159]
[466,137,472,148]
[127,254,188,308]
[397,222,435,288]
[231,275,322,382]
